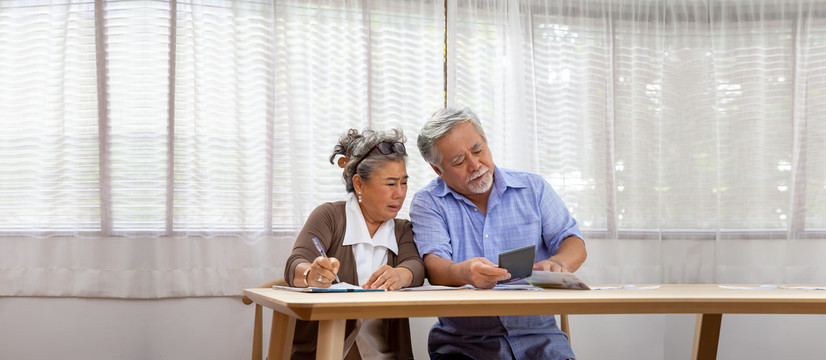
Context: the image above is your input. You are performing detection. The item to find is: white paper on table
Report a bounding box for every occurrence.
[487,284,544,291]
[402,283,542,291]
[526,271,591,290]
[273,282,386,292]
[591,285,661,290]
[719,285,780,290]
[720,284,826,290]
[782,286,826,290]
[399,285,474,291]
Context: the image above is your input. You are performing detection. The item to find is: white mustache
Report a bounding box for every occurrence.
[467,167,489,183]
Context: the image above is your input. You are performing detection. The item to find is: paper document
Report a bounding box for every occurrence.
[719,285,826,291]
[274,282,386,293]
[399,285,474,291]
[489,283,544,290]
[526,271,590,290]
[719,285,780,290]
[591,285,661,290]
[783,286,826,290]
[401,283,542,291]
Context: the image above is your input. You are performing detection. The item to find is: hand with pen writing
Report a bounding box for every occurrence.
[363,264,414,291]
[299,256,341,288]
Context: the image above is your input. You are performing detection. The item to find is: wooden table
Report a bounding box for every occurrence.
[243,284,826,360]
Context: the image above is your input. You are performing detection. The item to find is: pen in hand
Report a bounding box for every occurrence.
[311,237,340,284]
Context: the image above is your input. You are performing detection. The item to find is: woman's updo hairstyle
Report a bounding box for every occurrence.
[329,128,407,193]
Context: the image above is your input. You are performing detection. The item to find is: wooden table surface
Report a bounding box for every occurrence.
[244,284,826,319]
[243,284,826,360]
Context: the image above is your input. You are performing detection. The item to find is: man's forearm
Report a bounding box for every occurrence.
[423,254,465,286]
[548,236,587,272]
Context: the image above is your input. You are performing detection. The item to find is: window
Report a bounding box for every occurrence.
[448,0,826,239]
[0,0,444,237]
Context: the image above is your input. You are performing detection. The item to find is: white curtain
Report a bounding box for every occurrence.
[0,0,444,298]
[3,0,825,298]
[448,0,826,285]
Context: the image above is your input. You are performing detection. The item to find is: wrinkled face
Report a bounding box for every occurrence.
[356,159,408,223]
[432,121,494,196]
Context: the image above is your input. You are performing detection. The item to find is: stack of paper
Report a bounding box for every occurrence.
[526,271,590,290]
[274,282,386,292]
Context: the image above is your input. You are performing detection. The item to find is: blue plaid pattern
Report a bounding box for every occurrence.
[410,166,582,359]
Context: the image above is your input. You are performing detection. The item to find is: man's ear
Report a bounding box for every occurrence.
[430,164,443,178]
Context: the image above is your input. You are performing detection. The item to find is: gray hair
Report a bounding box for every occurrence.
[417,106,487,168]
[330,128,407,193]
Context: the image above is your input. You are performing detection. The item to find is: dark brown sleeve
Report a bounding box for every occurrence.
[395,219,425,287]
[284,202,339,286]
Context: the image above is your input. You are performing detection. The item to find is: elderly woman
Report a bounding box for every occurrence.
[284,128,425,360]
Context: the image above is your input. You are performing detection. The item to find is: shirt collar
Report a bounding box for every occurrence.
[342,196,398,254]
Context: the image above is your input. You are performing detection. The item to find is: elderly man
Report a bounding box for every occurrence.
[410,106,586,360]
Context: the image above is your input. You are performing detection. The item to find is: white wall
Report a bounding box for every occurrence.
[2,297,825,360]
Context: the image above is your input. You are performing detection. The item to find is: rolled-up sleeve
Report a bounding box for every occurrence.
[539,178,583,254]
[410,189,453,260]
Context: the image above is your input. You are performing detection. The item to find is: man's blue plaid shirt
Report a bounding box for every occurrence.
[410,166,582,359]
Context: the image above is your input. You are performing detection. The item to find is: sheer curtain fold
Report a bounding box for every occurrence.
[450,0,826,285]
[0,0,444,298]
[2,0,825,298]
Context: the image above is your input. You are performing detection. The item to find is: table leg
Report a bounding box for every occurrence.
[692,313,722,360]
[267,311,296,360]
[316,319,346,360]
[560,314,571,344]
[253,305,263,360]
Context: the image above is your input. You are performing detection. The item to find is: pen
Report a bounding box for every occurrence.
[311,237,340,283]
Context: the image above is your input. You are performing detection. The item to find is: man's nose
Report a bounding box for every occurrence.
[466,154,481,171]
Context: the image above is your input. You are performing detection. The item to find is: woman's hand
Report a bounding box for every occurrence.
[302,256,340,288]
[363,265,413,290]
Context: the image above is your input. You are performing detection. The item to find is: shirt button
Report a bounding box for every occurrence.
[485,234,488,238]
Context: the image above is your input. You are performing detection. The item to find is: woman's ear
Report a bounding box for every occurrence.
[352,174,364,194]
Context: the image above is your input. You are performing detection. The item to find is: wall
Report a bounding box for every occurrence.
[1,297,825,359]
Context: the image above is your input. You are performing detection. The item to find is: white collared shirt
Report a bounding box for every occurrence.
[343,196,398,286]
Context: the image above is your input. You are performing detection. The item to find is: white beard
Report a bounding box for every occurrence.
[466,167,493,194]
